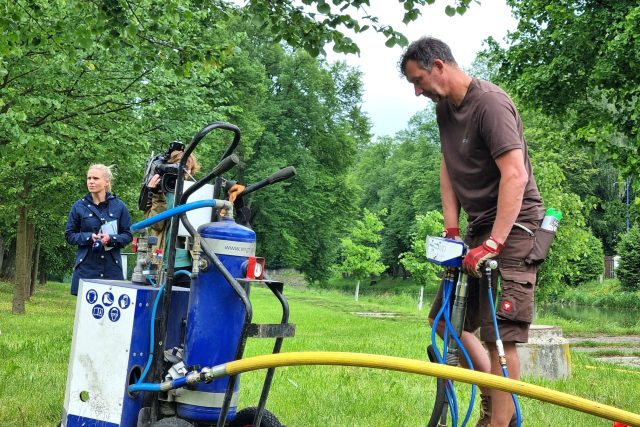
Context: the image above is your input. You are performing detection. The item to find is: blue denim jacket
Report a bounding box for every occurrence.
[65,193,132,294]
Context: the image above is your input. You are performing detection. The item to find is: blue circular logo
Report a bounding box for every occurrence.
[86,289,98,304]
[118,294,131,309]
[108,307,121,322]
[102,292,115,306]
[92,304,105,319]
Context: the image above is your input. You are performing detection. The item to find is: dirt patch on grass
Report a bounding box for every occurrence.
[569,335,640,368]
[352,311,401,318]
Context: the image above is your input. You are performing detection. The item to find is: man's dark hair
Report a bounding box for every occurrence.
[399,37,457,75]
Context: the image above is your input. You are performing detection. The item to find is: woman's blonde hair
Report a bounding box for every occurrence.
[88,164,114,192]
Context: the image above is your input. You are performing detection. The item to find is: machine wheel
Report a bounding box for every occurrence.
[137,407,151,426]
[151,417,193,427]
[228,407,282,427]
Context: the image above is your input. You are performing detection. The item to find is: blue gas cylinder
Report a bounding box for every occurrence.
[176,217,255,422]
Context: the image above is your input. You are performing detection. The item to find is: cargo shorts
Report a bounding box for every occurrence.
[428,221,540,343]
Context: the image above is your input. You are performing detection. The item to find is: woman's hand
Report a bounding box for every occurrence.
[92,233,111,245]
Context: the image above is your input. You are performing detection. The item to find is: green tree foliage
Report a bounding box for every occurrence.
[352,109,441,276]
[399,210,443,286]
[476,39,628,286]
[0,1,374,309]
[532,160,604,299]
[479,0,640,264]
[616,224,640,291]
[240,0,476,56]
[515,108,633,256]
[0,0,519,312]
[337,208,386,282]
[135,46,363,287]
[227,27,367,282]
[0,1,248,311]
[569,162,622,256]
[486,1,640,177]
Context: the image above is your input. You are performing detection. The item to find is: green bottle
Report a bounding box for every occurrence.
[541,208,562,232]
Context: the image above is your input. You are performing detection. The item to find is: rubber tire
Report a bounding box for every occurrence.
[137,407,151,427]
[426,344,448,427]
[151,417,193,427]
[228,407,282,427]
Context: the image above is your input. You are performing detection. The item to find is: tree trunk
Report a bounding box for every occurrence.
[39,268,47,285]
[12,206,28,314]
[0,235,4,274]
[1,239,14,280]
[391,264,399,279]
[25,222,35,299]
[30,231,40,296]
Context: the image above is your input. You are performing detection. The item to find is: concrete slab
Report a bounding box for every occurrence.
[517,324,571,379]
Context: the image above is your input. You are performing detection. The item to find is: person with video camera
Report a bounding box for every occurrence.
[65,164,133,296]
[143,148,201,287]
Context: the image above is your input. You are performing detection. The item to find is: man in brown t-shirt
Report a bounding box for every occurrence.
[400,37,544,427]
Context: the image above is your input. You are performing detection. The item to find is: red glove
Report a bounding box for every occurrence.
[441,227,461,239]
[463,236,504,277]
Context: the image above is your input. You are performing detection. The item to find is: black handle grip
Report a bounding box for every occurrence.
[267,166,296,185]
[212,153,240,177]
[243,166,297,196]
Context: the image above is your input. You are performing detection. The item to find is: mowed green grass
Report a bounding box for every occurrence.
[1,281,639,426]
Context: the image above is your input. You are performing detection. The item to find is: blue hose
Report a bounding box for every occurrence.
[136,276,165,387]
[128,374,190,393]
[431,274,477,427]
[131,200,219,231]
[171,376,188,389]
[431,270,476,427]
[440,286,459,426]
[129,382,161,393]
[131,270,192,393]
[431,277,458,426]
[441,293,477,427]
[487,284,522,427]
[440,280,477,427]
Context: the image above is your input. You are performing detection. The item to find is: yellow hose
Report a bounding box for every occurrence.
[222,351,640,426]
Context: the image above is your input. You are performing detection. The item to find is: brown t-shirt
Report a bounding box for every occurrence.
[437,78,543,228]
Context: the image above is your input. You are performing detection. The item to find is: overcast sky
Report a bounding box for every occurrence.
[326,1,518,138]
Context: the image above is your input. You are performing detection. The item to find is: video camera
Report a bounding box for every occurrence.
[137,140,185,211]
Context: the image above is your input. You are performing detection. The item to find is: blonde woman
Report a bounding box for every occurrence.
[65,164,132,295]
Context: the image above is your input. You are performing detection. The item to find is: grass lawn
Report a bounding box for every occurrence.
[1,281,639,426]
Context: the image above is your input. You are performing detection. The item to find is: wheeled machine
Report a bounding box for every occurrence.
[61,122,296,427]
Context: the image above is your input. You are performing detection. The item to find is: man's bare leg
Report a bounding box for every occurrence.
[486,341,520,427]
[429,319,491,396]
